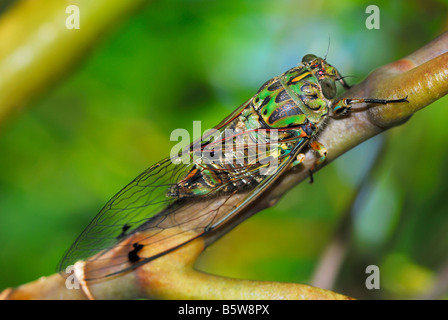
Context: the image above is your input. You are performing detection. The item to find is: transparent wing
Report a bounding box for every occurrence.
[58,157,188,275]
[59,101,308,282]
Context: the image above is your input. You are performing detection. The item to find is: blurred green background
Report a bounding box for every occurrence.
[0,0,447,299]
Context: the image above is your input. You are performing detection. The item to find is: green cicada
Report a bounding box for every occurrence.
[59,54,407,283]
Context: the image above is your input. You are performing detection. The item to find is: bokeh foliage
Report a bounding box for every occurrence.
[0,0,447,299]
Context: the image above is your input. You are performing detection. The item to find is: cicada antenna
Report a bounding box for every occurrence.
[324,35,331,61]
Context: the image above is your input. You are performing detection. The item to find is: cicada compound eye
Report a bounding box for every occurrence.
[320,78,337,99]
[302,54,318,63]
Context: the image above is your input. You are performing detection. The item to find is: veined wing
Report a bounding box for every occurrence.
[59,103,308,282]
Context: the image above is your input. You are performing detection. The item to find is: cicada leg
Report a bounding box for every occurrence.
[332,96,409,115]
[310,141,328,165]
[290,153,306,168]
[308,140,328,184]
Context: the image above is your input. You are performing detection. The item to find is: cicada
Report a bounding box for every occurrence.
[59,54,407,284]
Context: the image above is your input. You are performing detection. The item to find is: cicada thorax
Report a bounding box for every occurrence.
[252,78,307,128]
[274,65,333,125]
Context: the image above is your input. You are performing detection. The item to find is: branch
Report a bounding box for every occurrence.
[2,32,448,300]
